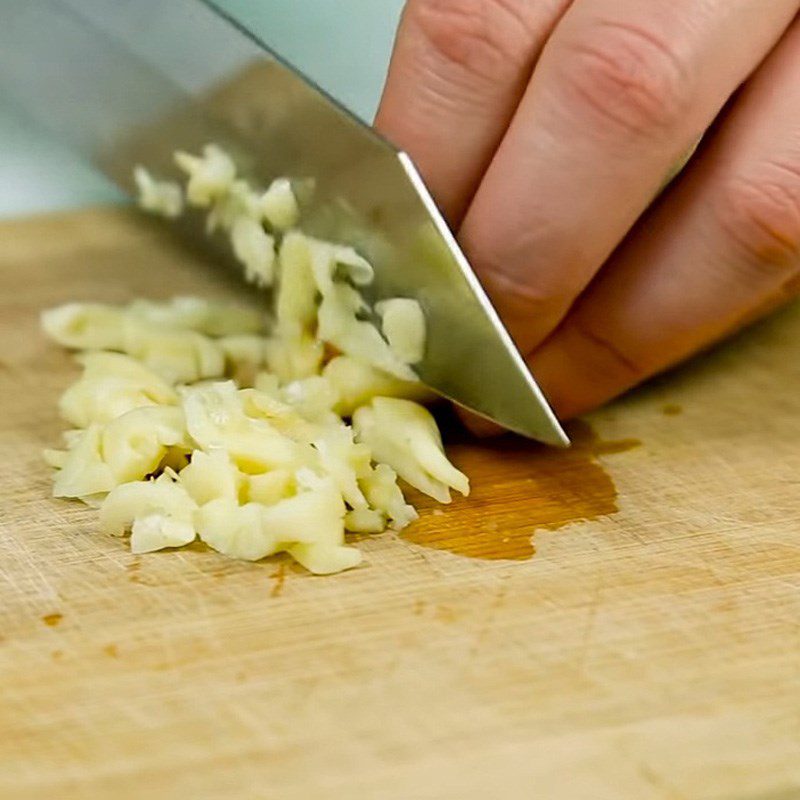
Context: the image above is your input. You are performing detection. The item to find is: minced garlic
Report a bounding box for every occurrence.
[133,167,183,219]
[174,144,236,207]
[41,144,469,575]
[375,298,427,365]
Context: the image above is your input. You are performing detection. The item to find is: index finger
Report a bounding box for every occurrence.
[375,0,572,224]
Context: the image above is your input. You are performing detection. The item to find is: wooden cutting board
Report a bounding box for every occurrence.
[1,208,799,800]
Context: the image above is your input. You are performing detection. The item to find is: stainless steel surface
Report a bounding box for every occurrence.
[0,0,568,445]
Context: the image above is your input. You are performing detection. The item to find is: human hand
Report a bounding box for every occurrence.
[376,0,800,424]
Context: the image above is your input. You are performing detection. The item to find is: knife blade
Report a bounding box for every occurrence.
[0,0,568,445]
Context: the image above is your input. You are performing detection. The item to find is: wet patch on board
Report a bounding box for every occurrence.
[403,420,639,561]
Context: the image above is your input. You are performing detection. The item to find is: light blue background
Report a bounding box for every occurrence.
[0,1,405,217]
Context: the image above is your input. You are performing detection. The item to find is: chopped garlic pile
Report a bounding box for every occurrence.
[42,145,467,575]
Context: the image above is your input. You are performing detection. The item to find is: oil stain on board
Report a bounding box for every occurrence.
[404,420,640,561]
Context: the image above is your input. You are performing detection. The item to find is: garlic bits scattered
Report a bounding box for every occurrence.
[41,144,469,575]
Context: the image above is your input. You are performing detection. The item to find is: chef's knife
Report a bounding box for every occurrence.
[0,0,569,445]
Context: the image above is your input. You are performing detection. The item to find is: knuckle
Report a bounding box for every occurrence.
[557,20,691,139]
[470,240,578,315]
[714,164,800,277]
[406,0,537,82]
[569,319,648,384]
[463,213,590,347]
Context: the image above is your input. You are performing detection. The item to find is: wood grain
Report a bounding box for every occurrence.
[1,208,799,800]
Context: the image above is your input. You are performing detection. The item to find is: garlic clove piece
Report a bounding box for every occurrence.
[181,382,303,472]
[41,303,127,351]
[174,144,236,207]
[374,298,426,365]
[123,319,226,384]
[360,463,418,531]
[133,166,184,219]
[195,498,280,561]
[101,405,188,485]
[275,232,319,339]
[99,474,198,538]
[353,398,469,503]
[259,178,299,231]
[178,449,242,506]
[231,217,276,288]
[52,425,117,499]
[130,515,196,554]
[317,284,416,382]
[245,469,295,506]
[128,297,265,337]
[323,356,433,417]
[287,542,362,575]
[344,507,386,534]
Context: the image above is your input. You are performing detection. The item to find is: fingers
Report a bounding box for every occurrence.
[529,15,800,419]
[375,0,572,224]
[459,0,800,354]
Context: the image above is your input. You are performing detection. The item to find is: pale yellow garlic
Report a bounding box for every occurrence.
[159,448,191,473]
[344,507,386,534]
[133,166,183,219]
[262,335,324,383]
[239,386,317,443]
[101,405,188,485]
[44,142,466,576]
[77,352,179,389]
[127,297,265,337]
[78,494,107,510]
[174,144,236,207]
[123,319,225,384]
[41,303,127,350]
[62,429,85,448]
[275,232,318,339]
[42,304,227,382]
[238,384,295,418]
[43,449,69,469]
[244,469,295,506]
[259,178,299,231]
[279,475,361,574]
[359,463,418,531]
[205,179,260,234]
[59,353,177,428]
[317,283,416,381]
[260,472,346,546]
[231,216,276,288]
[353,398,469,504]
[307,237,374,294]
[323,355,432,417]
[252,371,280,398]
[312,424,371,511]
[375,298,426,365]
[218,335,267,371]
[60,378,167,428]
[99,474,197,553]
[52,425,116,498]
[181,381,303,472]
[280,376,339,423]
[301,237,419,379]
[178,449,242,506]
[196,499,280,561]
[218,334,267,386]
[287,542,362,575]
[130,515,196,555]
[196,475,346,564]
